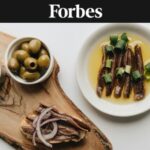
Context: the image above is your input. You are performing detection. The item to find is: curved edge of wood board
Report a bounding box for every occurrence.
[0,60,112,150]
[0,32,112,150]
[49,60,112,150]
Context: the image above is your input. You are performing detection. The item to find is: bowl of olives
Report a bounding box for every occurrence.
[5,37,54,85]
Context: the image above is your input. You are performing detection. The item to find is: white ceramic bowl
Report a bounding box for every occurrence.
[5,37,54,85]
[76,23,150,117]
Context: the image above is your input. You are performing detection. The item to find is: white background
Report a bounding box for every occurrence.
[0,23,150,150]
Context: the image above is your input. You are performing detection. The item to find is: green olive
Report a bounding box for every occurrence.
[24,57,37,71]
[13,50,29,62]
[8,58,20,72]
[22,71,40,81]
[12,51,18,58]
[29,39,41,54]
[39,49,49,56]
[21,42,30,52]
[19,66,26,78]
[38,55,50,69]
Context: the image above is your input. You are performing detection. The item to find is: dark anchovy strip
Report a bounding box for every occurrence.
[133,45,145,100]
[105,52,117,96]
[123,48,133,98]
[114,50,127,98]
[21,104,90,146]
[96,46,107,97]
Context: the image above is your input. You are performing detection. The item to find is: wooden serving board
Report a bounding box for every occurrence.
[0,32,112,150]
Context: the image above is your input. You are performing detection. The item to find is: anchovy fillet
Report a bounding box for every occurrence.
[133,45,145,100]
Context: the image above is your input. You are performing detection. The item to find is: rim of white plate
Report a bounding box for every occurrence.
[76,23,150,117]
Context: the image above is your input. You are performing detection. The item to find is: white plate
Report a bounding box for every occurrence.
[76,23,150,117]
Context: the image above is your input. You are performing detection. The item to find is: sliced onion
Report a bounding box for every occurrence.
[32,132,37,146]
[36,108,53,148]
[33,117,59,146]
[33,116,39,128]
[43,122,58,140]
[33,110,51,128]
[44,112,51,119]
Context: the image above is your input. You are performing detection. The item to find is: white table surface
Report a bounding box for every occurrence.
[0,23,150,150]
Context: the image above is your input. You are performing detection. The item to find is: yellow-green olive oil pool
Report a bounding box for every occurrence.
[88,33,150,104]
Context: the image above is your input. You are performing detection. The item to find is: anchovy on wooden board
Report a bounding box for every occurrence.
[133,45,145,100]
[96,46,107,97]
[0,32,112,150]
[21,104,90,148]
[123,48,134,98]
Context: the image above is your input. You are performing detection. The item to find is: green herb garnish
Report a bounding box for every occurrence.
[145,62,150,73]
[105,45,114,54]
[132,70,142,81]
[144,62,150,80]
[144,70,150,80]
[125,65,131,74]
[110,34,118,46]
[121,33,128,42]
[116,67,125,77]
[103,73,112,84]
[106,59,112,68]
[115,40,126,51]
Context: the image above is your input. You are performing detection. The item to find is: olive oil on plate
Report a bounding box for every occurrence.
[88,33,150,104]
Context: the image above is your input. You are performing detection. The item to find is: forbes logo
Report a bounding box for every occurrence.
[49,4,103,19]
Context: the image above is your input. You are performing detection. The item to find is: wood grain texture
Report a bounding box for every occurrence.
[0,32,112,150]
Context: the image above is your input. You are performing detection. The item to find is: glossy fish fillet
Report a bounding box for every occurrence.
[133,45,145,100]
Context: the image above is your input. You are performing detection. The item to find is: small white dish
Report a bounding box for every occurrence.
[5,37,54,85]
[76,24,150,117]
